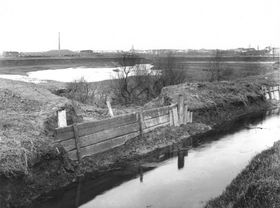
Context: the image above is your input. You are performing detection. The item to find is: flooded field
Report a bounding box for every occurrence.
[32,109,280,208]
[0,64,154,83]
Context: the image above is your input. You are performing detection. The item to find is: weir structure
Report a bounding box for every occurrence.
[54,95,192,161]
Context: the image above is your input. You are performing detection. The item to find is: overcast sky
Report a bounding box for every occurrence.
[1,0,280,52]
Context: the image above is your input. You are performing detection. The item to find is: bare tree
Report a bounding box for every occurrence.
[113,52,141,104]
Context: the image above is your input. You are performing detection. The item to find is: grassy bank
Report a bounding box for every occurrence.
[147,78,274,110]
[205,140,280,208]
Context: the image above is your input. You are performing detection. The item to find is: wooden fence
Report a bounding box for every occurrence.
[262,85,280,100]
[54,95,193,161]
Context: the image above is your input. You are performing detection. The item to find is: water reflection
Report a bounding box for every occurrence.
[177,149,188,170]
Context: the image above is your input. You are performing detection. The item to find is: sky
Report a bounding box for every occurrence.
[0,0,280,52]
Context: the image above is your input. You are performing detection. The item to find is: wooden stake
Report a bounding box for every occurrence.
[106,99,114,117]
[57,109,67,128]
[268,88,272,100]
[172,106,179,127]
[138,111,144,137]
[184,105,188,124]
[178,95,184,125]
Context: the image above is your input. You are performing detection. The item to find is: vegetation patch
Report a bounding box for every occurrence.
[205,141,280,208]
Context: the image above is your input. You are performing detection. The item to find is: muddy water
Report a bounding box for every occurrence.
[33,109,280,208]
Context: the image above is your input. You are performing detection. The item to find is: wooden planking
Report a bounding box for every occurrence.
[78,122,139,148]
[142,106,170,120]
[143,114,169,129]
[55,113,138,142]
[172,107,179,126]
[60,138,76,151]
[169,109,174,126]
[80,131,139,158]
[138,111,144,137]
[178,95,184,125]
[183,105,188,124]
[73,124,81,161]
[59,122,139,151]
[68,150,78,161]
[143,121,170,134]
[68,131,139,160]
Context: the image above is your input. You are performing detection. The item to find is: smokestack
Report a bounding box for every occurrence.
[58,32,61,51]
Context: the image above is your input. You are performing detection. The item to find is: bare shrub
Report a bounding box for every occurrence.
[66,77,96,104]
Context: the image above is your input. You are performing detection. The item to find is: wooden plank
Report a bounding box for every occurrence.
[172,106,179,126]
[142,106,169,120]
[183,105,188,124]
[268,89,272,100]
[169,109,174,126]
[59,138,76,151]
[106,100,114,117]
[68,150,78,161]
[143,114,169,129]
[143,121,170,134]
[138,111,144,137]
[73,124,81,161]
[55,113,137,142]
[57,122,139,150]
[178,95,184,125]
[57,110,67,128]
[78,122,139,148]
[67,132,139,160]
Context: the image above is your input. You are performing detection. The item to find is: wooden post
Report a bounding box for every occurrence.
[178,95,184,125]
[184,105,188,124]
[190,111,193,123]
[73,124,81,161]
[138,111,144,137]
[57,109,67,128]
[172,106,179,127]
[169,109,174,126]
[268,88,272,100]
[106,99,114,117]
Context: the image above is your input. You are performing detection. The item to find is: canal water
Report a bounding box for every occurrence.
[32,108,280,208]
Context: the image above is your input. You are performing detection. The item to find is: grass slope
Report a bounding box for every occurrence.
[205,141,280,208]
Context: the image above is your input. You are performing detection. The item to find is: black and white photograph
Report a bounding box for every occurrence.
[1,0,280,207]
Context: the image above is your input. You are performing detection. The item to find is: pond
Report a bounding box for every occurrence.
[0,64,154,83]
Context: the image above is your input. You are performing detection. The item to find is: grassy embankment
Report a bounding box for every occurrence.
[205,141,280,208]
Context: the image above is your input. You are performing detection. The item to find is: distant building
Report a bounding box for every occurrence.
[2,51,20,57]
[80,50,94,56]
